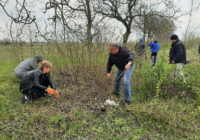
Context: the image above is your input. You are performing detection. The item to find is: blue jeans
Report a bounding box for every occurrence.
[114,65,134,102]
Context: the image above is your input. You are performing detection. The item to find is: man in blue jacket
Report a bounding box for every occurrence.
[148,39,160,66]
[107,43,135,105]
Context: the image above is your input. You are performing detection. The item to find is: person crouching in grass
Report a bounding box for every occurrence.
[20,60,60,104]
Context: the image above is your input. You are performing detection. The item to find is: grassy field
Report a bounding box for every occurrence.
[0,42,200,139]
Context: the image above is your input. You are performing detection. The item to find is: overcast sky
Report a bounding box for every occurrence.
[173,0,200,38]
[0,0,199,41]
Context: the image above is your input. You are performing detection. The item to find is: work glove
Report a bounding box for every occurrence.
[54,90,60,98]
[46,87,54,95]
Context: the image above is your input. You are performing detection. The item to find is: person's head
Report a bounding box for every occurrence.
[140,38,144,42]
[153,38,158,43]
[109,42,120,54]
[34,55,43,63]
[41,60,52,74]
[170,34,179,43]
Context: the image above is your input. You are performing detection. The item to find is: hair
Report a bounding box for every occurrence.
[41,60,52,68]
[109,42,120,49]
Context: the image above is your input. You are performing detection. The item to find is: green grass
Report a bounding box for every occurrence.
[0,43,200,139]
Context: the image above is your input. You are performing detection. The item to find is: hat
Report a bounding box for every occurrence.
[34,55,43,63]
[140,38,144,42]
[153,38,159,42]
[170,34,178,40]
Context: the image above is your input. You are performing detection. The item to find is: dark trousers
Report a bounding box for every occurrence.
[26,87,46,100]
[151,52,157,66]
[20,79,49,100]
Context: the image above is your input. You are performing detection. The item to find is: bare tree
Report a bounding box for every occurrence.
[134,15,175,42]
[98,0,137,44]
[0,0,36,24]
[44,0,105,50]
[98,0,178,44]
[0,0,194,45]
[184,0,194,42]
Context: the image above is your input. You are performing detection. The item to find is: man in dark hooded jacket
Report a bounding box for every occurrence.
[14,55,43,79]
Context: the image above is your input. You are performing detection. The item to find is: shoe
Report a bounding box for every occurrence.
[120,100,131,106]
[111,91,120,97]
[125,100,131,105]
[21,95,29,104]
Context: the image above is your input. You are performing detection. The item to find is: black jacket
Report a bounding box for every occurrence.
[107,47,135,73]
[20,68,56,92]
[198,44,200,54]
[169,40,186,64]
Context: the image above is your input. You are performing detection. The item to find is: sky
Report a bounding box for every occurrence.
[173,0,200,39]
[0,0,200,41]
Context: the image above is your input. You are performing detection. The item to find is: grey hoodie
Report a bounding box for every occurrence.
[14,55,43,79]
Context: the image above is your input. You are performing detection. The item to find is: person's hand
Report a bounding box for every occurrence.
[54,90,60,98]
[168,57,170,61]
[125,62,131,70]
[172,61,175,64]
[107,73,111,79]
[46,87,54,94]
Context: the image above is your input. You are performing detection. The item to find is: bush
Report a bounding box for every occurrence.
[133,51,198,102]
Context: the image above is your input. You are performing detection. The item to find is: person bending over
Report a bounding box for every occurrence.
[14,55,43,79]
[106,43,135,105]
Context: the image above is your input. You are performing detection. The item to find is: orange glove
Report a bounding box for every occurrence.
[54,90,60,98]
[46,87,54,95]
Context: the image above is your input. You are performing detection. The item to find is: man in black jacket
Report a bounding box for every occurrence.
[169,34,186,76]
[107,43,135,104]
[198,44,200,54]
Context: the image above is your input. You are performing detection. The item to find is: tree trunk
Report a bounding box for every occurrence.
[86,0,93,50]
[123,28,131,44]
[87,22,92,47]
[143,16,146,42]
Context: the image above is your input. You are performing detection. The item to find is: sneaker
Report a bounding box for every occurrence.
[120,100,131,106]
[125,100,131,105]
[111,91,120,97]
[21,95,29,104]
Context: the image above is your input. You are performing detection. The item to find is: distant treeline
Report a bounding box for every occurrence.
[0,39,12,45]
[0,39,46,46]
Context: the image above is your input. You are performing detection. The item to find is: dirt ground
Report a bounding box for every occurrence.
[34,67,124,117]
